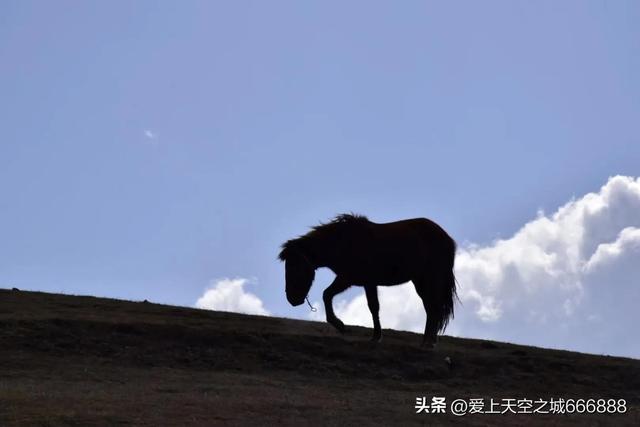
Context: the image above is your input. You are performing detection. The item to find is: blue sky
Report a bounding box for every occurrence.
[2,1,639,356]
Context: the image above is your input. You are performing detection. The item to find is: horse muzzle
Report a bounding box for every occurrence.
[287,294,305,306]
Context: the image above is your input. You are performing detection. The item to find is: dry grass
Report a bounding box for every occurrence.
[1,288,639,426]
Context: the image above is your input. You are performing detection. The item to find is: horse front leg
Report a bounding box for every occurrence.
[365,285,382,342]
[323,276,350,334]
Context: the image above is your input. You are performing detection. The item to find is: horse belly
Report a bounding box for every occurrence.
[348,256,415,286]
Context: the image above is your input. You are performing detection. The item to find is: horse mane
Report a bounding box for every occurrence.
[310,213,370,231]
[278,213,370,261]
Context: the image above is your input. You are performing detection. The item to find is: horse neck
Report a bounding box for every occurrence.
[298,233,341,269]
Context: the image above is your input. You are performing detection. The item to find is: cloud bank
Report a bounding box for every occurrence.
[195,278,270,316]
[319,176,640,358]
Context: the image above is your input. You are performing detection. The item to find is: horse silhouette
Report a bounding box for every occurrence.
[279,214,457,347]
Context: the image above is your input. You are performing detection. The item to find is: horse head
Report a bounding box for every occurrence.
[279,244,315,306]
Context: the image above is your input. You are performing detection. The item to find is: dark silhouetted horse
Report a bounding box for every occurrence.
[279,214,457,347]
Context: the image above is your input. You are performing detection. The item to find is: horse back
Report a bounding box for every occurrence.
[337,218,454,284]
[373,217,453,250]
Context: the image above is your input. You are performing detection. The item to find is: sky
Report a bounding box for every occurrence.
[1,1,639,358]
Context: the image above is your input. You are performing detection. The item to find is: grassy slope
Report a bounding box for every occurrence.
[0,288,639,426]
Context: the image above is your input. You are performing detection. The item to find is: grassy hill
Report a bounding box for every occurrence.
[1,288,638,426]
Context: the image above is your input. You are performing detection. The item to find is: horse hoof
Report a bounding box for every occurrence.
[331,321,346,334]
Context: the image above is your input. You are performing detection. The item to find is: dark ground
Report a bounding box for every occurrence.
[0,288,638,426]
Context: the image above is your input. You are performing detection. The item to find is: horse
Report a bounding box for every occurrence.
[278,214,458,347]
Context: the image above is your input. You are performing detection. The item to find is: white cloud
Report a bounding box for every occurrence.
[313,176,640,358]
[195,278,269,316]
[143,129,157,140]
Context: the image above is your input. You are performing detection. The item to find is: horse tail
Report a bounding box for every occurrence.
[436,236,458,333]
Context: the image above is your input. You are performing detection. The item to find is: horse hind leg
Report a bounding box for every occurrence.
[412,277,439,348]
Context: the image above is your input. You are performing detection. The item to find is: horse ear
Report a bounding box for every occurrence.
[278,243,315,270]
[279,242,311,265]
[278,246,290,262]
